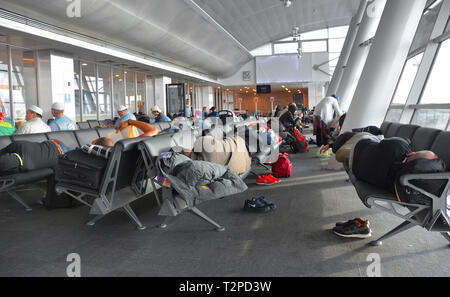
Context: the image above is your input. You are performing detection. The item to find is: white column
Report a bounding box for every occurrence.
[336,0,387,112]
[327,0,368,97]
[342,0,428,132]
[154,76,172,114]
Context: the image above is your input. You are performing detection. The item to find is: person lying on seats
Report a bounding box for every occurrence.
[350,136,446,203]
[0,140,75,175]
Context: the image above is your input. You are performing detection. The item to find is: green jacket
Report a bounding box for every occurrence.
[0,120,15,136]
[159,153,248,207]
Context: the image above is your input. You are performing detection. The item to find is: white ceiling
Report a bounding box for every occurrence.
[193,0,360,51]
[0,0,360,78]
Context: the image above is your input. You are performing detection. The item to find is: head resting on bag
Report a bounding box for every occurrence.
[92,137,115,148]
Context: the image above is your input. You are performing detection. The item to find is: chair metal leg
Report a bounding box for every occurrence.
[7,191,32,212]
[123,204,146,231]
[369,221,415,246]
[190,207,225,232]
[158,216,176,229]
[441,232,450,246]
[86,215,105,226]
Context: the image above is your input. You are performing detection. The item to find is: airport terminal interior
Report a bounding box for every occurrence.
[0,0,449,277]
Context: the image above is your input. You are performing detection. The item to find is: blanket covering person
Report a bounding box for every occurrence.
[158,152,248,208]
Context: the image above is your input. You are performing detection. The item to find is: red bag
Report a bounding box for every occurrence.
[270,153,293,178]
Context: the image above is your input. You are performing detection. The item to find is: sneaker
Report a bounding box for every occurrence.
[244,198,272,213]
[336,218,370,228]
[257,175,278,186]
[333,220,372,239]
[256,196,276,210]
[265,174,281,184]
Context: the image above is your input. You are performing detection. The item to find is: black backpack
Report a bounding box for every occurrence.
[395,158,447,206]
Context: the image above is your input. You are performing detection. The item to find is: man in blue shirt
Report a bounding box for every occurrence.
[151,105,171,123]
[49,102,76,131]
[114,105,136,129]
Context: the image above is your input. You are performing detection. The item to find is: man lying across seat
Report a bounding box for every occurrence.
[332,134,446,238]
[0,139,75,175]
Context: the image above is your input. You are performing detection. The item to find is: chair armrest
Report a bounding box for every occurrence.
[399,172,450,206]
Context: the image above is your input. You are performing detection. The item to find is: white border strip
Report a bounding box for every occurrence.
[0,17,220,84]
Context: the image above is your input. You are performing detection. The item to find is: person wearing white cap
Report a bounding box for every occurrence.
[15,105,51,135]
[49,102,76,131]
[114,105,136,129]
[150,105,171,123]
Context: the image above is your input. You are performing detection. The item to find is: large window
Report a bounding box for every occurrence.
[419,39,450,104]
[136,72,145,113]
[410,39,450,129]
[11,47,37,122]
[125,71,135,113]
[98,64,111,120]
[113,68,125,115]
[273,42,299,55]
[81,62,97,120]
[391,53,424,105]
[0,45,10,120]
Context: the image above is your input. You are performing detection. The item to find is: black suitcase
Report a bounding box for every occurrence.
[55,149,109,190]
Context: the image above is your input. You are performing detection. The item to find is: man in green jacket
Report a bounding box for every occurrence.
[0,112,15,136]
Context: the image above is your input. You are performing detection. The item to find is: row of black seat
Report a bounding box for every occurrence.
[346,121,450,246]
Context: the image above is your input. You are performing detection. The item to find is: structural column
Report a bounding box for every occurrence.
[327,0,368,97]
[336,0,386,112]
[342,0,428,132]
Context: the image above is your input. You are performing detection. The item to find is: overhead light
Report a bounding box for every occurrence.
[283,0,292,8]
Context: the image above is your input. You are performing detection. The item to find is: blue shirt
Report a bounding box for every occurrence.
[114,113,136,129]
[50,116,76,131]
[185,106,192,118]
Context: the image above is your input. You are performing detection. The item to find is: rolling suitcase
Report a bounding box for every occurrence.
[55,149,108,190]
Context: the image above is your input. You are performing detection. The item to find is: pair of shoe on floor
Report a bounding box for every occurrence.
[244,197,276,213]
[333,218,372,239]
[257,174,281,186]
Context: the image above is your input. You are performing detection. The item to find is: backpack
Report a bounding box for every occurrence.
[291,128,308,154]
[394,158,447,206]
[270,153,293,178]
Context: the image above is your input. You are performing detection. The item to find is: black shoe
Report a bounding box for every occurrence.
[336,218,370,228]
[244,197,272,213]
[333,221,372,239]
[256,196,276,210]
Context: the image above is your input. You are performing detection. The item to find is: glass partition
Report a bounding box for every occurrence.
[125,71,135,113]
[0,45,10,121]
[98,64,111,120]
[113,68,125,116]
[81,62,97,120]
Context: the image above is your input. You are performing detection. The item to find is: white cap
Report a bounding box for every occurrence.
[151,105,161,113]
[29,105,43,116]
[51,102,65,111]
[117,105,128,112]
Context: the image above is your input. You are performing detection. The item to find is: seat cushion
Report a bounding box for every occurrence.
[411,127,442,152]
[0,168,54,188]
[0,136,12,151]
[88,120,100,128]
[430,132,450,171]
[46,131,80,148]
[353,179,398,208]
[396,125,420,143]
[74,129,100,146]
[12,133,48,143]
[96,127,115,138]
[384,123,402,138]
[77,122,90,130]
